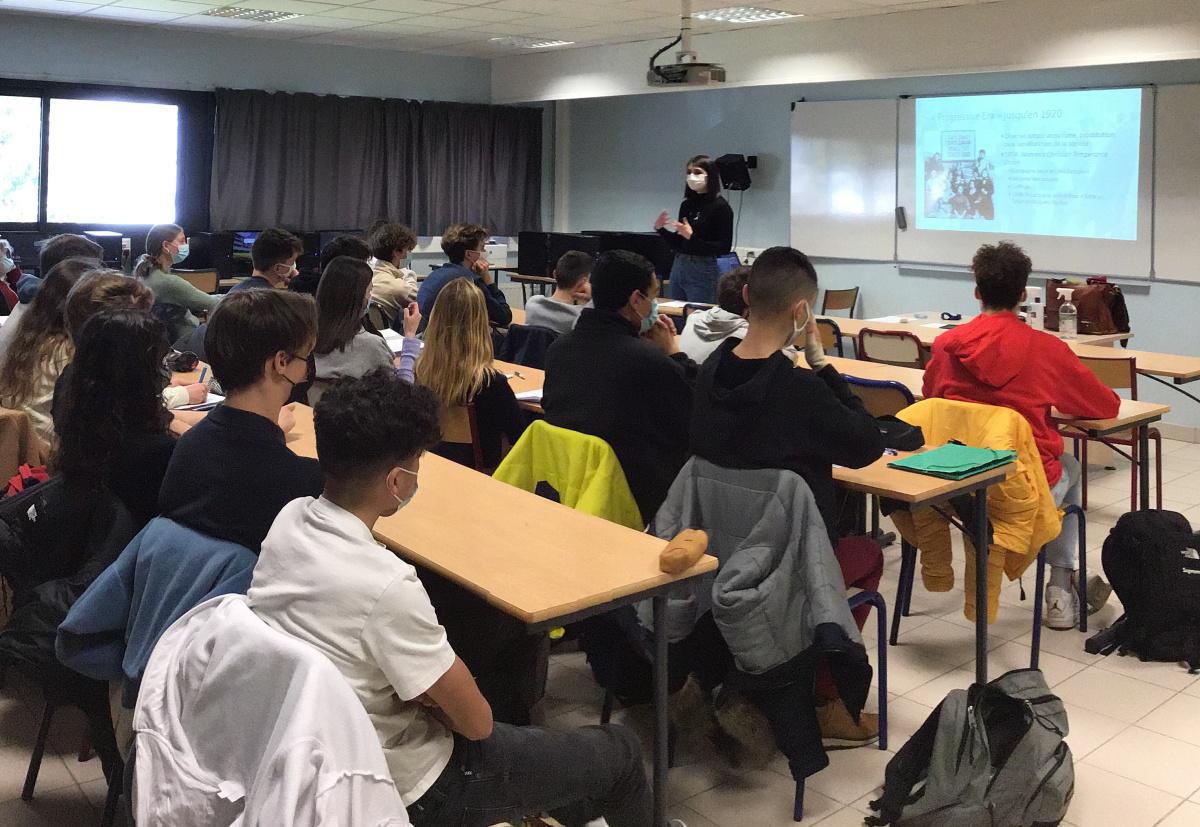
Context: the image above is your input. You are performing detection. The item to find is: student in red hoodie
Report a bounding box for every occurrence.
[923,241,1120,630]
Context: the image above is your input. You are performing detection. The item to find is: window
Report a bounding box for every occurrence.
[46,98,179,224]
[0,95,42,223]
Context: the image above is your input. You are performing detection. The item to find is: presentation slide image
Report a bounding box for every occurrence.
[914,88,1142,241]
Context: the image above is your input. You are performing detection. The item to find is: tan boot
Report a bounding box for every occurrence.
[817,698,879,750]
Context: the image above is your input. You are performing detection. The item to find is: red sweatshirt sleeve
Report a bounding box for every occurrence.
[1048,341,1122,420]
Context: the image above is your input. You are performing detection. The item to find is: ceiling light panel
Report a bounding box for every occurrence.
[203,5,301,22]
[488,35,575,49]
[694,6,800,24]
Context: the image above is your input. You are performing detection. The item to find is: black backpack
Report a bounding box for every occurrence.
[1099,510,1200,672]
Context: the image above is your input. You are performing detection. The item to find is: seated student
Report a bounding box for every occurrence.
[158,290,324,552]
[923,241,1120,629]
[133,223,219,338]
[416,224,510,329]
[543,249,698,524]
[311,256,421,405]
[416,278,525,470]
[690,245,887,746]
[54,310,179,528]
[678,264,751,364]
[52,269,207,421]
[0,257,96,442]
[227,228,303,293]
[368,222,420,324]
[523,250,592,334]
[248,370,651,825]
[291,234,371,296]
[0,234,102,363]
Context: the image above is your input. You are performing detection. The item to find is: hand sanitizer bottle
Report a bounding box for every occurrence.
[1057,288,1077,339]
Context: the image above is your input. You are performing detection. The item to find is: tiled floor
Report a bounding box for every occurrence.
[5,440,1200,825]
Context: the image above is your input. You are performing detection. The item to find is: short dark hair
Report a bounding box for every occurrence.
[314,368,442,483]
[319,235,370,274]
[553,251,593,291]
[369,223,418,262]
[40,234,103,274]
[589,250,656,312]
[716,265,751,316]
[440,223,489,264]
[65,269,154,341]
[251,228,303,272]
[972,241,1030,310]
[205,290,316,394]
[747,246,818,315]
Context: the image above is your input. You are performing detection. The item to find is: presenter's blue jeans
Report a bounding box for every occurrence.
[669,252,720,303]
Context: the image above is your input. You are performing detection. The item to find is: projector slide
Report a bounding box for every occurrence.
[914,88,1143,241]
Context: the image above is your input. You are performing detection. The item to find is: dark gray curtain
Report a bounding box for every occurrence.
[210,88,542,235]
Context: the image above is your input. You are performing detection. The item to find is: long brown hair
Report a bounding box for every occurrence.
[133,223,183,279]
[0,258,94,406]
[314,256,374,355]
[415,278,494,407]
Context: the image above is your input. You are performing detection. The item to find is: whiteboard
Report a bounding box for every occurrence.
[1153,84,1200,282]
[790,99,896,261]
[896,90,1156,278]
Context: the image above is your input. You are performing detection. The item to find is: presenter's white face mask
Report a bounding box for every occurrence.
[686,172,707,193]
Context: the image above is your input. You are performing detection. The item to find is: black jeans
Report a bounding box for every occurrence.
[407,723,651,827]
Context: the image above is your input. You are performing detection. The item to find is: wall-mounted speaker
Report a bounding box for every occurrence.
[716,153,756,191]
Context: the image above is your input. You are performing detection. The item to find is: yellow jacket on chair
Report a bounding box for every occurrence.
[492,420,643,530]
[890,398,1062,623]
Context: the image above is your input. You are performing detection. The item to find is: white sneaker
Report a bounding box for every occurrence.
[1045,585,1079,630]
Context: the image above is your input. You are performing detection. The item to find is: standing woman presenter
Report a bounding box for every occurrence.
[654,154,734,303]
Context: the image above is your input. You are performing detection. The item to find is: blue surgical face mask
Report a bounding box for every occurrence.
[638,292,659,334]
[171,242,189,264]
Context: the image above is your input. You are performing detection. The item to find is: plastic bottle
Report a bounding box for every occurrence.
[1026,296,1044,330]
[1057,287,1077,339]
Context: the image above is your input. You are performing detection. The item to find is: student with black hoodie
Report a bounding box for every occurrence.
[543,249,699,525]
[690,245,887,749]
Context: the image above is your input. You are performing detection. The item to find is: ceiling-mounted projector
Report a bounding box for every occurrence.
[647,0,726,87]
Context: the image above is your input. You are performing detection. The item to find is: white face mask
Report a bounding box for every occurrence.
[788,303,811,348]
[392,466,418,511]
[686,172,707,193]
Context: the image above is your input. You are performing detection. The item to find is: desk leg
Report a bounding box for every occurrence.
[974,490,990,684]
[652,594,668,827]
[1139,425,1151,511]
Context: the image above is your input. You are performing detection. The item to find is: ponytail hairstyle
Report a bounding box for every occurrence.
[133,223,183,280]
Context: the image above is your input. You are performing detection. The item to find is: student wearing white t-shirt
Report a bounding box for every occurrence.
[248,369,652,825]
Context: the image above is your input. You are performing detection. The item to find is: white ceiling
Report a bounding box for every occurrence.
[0,0,1006,58]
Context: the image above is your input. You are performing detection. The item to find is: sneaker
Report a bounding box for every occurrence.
[1044,584,1080,630]
[817,698,879,749]
[1086,575,1113,616]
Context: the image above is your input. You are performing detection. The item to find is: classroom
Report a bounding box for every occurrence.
[1,0,1200,825]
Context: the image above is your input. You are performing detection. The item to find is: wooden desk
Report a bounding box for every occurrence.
[832,315,1131,347]
[509,273,556,302]
[827,356,1171,509]
[835,453,1011,683]
[218,277,245,292]
[1069,343,1200,385]
[494,359,544,413]
[176,268,219,294]
[507,308,526,327]
[285,405,714,824]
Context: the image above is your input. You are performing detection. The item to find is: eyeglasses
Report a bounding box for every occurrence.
[163,350,200,373]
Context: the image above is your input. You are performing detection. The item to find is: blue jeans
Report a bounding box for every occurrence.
[1045,452,1083,569]
[669,253,720,303]
[407,722,651,827]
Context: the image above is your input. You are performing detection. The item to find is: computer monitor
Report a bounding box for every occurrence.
[318,230,365,251]
[231,230,259,260]
[0,231,43,274]
[582,231,676,282]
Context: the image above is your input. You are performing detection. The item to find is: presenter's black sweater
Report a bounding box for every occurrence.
[543,308,699,524]
[658,195,735,258]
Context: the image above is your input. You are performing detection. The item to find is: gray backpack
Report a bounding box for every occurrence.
[866,669,1073,827]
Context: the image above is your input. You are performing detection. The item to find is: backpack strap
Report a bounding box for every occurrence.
[867,700,945,825]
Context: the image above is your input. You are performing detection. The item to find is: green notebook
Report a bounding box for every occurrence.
[888,443,1016,480]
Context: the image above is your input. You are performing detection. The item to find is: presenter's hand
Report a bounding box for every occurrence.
[654,210,670,231]
[677,218,693,240]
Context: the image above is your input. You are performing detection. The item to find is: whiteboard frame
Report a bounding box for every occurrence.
[789,98,898,262]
